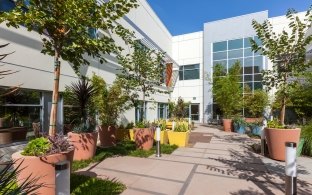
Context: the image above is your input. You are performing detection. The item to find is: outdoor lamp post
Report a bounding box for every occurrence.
[155,125,161,157]
[285,142,297,195]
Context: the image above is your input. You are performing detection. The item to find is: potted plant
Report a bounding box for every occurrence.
[251,9,312,161]
[64,78,98,161]
[248,120,263,136]
[167,121,190,147]
[133,121,154,150]
[91,75,129,147]
[213,62,243,131]
[12,135,73,195]
[233,117,246,134]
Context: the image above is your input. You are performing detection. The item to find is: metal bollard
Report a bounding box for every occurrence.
[155,126,161,157]
[55,160,70,195]
[285,142,297,195]
[261,129,266,156]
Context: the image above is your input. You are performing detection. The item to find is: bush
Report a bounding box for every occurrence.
[302,122,312,156]
[21,137,51,156]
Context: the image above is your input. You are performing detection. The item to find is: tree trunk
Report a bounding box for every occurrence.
[141,91,145,122]
[280,96,286,126]
[49,51,61,136]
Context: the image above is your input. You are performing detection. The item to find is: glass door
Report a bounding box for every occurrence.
[190,104,199,121]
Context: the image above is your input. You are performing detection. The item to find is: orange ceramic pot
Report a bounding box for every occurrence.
[12,150,73,195]
[134,128,154,150]
[68,132,98,161]
[98,125,116,147]
[222,119,233,132]
[265,128,301,161]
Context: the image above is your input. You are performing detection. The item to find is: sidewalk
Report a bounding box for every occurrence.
[77,125,312,195]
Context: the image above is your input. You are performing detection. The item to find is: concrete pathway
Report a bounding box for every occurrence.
[77,125,312,195]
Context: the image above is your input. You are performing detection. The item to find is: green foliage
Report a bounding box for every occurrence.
[213,62,243,118]
[72,141,177,171]
[251,8,312,124]
[72,119,96,133]
[174,122,189,132]
[117,42,167,120]
[267,119,284,129]
[90,74,129,126]
[22,137,51,156]
[134,120,150,128]
[301,122,312,156]
[244,86,269,118]
[70,174,126,195]
[155,119,167,131]
[170,97,190,119]
[232,117,246,126]
[126,122,134,129]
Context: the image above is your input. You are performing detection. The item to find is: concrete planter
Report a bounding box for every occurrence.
[68,131,98,161]
[12,150,73,195]
[265,127,301,161]
[222,119,233,132]
[98,125,116,147]
[167,131,190,147]
[134,128,154,150]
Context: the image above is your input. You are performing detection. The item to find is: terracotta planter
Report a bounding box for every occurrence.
[98,125,116,147]
[265,128,301,161]
[134,128,154,150]
[68,132,98,161]
[0,131,12,144]
[12,150,73,195]
[222,119,233,132]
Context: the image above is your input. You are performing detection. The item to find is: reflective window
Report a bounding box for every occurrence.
[158,103,168,119]
[245,82,253,90]
[213,41,227,52]
[213,51,227,60]
[213,60,227,67]
[135,102,147,122]
[254,36,262,46]
[254,82,263,90]
[228,58,243,69]
[228,49,243,59]
[254,74,262,81]
[244,57,253,67]
[179,64,200,80]
[244,75,253,82]
[228,39,243,50]
[0,0,15,12]
[244,37,253,48]
[244,48,253,57]
[244,66,253,74]
[254,56,263,71]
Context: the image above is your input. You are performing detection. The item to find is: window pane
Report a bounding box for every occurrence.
[244,66,253,74]
[213,51,227,60]
[213,41,227,52]
[184,69,199,80]
[184,64,199,70]
[244,37,253,48]
[213,60,227,67]
[245,82,253,90]
[254,56,263,73]
[244,75,253,82]
[244,48,253,57]
[244,57,253,67]
[254,36,262,46]
[228,58,243,69]
[228,39,243,50]
[1,89,41,104]
[228,49,243,59]
[254,82,263,90]
[179,70,183,80]
[254,74,262,81]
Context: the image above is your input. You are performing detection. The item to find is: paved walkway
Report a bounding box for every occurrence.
[77,126,312,195]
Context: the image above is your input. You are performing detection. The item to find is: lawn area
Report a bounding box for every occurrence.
[70,174,125,195]
[72,141,178,171]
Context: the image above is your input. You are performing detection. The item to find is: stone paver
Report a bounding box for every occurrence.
[78,125,312,195]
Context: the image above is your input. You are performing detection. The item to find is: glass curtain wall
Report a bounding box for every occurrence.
[212,37,264,118]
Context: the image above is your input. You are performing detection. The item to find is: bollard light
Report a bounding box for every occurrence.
[261,127,266,156]
[155,126,161,157]
[55,160,70,195]
[285,142,297,195]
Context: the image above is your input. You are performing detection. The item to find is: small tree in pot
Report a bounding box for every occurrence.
[213,62,243,131]
[91,74,129,147]
[65,77,98,161]
[251,8,312,161]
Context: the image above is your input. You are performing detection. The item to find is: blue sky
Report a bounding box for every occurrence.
[146,0,312,36]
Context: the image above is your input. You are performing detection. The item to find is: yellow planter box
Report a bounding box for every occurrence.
[129,129,134,141]
[167,131,190,147]
[116,129,130,141]
[154,130,169,144]
[166,121,173,129]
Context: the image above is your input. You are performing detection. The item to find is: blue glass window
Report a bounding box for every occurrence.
[228,39,243,50]
[244,48,253,57]
[213,51,227,60]
[0,0,15,12]
[213,41,227,52]
[228,49,243,59]
[228,58,243,68]
[244,37,253,48]
[179,64,200,80]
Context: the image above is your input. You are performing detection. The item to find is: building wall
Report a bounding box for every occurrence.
[202,11,268,122]
[0,0,173,127]
[172,32,203,122]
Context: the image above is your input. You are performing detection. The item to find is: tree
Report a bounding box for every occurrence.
[251,8,312,125]
[244,85,269,118]
[117,42,166,121]
[0,0,138,135]
[213,61,243,118]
